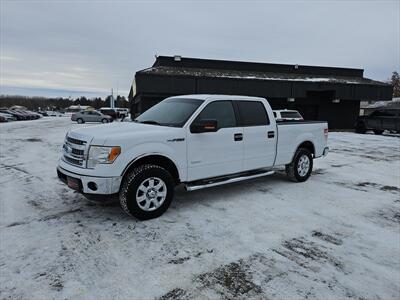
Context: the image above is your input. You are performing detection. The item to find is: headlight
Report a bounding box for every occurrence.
[87,146,121,168]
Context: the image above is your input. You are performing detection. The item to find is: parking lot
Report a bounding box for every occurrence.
[0,118,399,300]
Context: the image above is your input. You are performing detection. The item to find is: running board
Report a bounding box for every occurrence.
[185,170,275,191]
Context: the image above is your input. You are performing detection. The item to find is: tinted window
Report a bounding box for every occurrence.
[194,101,236,129]
[237,101,269,126]
[370,110,385,117]
[382,110,397,117]
[280,111,302,119]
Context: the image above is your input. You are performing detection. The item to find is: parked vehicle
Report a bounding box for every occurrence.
[116,108,129,118]
[0,115,7,122]
[273,109,303,121]
[38,111,49,117]
[58,95,329,220]
[12,109,36,120]
[26,110,42,119]
[0,112,17,121]
[47,111,64,117]
[71,110,113,124]
[0,108,27,120]
[99,107,119,119]
[355,108,400,134]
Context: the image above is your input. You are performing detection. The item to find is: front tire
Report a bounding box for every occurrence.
[119,164,175,220]
[102,118,109,123]
[286,148,313,182]
[373,130,384,135]
[77,118,84,124]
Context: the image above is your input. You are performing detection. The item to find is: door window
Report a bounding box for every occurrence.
[193,101,237,129]
[237,101,270,126]
[382,110,397,117]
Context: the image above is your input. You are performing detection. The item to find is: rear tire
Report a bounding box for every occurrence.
[373,130,383,135]
[286,148,313,182]
[119,164,174,220]
[355,122,366,134]
[77,118,84,124]
[102,118,109,123]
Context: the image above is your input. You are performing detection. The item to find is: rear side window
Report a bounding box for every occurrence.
[237,101,270,126]
[194,101,237,129]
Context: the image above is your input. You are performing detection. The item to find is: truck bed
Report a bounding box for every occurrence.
[274,121,328,166]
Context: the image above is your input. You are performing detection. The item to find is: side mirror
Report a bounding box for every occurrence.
[190,119,218,133]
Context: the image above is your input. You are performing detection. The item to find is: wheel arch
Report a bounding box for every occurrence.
[121,154,181,185]
[295,141,315,158]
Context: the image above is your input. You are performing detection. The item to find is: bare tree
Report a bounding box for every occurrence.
[391,71,400,97]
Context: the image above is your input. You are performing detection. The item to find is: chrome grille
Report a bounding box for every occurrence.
[67,136,86,145]
[62,135,87,167]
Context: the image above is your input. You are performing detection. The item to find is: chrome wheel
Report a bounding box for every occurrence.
[136,177,167,211]
[297,154,310,177]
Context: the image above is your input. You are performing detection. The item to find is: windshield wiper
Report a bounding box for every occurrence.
[139,120,161,125]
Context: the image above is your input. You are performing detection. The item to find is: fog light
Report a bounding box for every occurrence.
[88,182,98,191]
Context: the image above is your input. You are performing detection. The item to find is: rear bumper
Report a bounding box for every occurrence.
[57,166,122,195]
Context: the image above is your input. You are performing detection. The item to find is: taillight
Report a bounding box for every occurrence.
[324,128,329,138]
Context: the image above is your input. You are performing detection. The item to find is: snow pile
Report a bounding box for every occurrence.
[0,118,399,299]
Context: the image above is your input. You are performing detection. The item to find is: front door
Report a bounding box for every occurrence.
[187,101,243,181]
[236,101,277,171]
[366,110,383,129]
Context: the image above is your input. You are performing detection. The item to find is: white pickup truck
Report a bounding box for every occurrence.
[58,95,329,220]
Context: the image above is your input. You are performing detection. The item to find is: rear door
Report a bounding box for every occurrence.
[187,100,243,181]
[86,111,96,122]
[236,101,277,171]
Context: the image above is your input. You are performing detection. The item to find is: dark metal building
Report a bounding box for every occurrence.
[129,56,393,128]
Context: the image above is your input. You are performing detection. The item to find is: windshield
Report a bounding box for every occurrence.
[135,98,204,127]
[280,111,302,119]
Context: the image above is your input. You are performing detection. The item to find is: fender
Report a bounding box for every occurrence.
[115,142,186,181]
[290,132,315,161]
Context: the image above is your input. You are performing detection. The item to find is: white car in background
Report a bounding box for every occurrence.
[273,109,303,121]
[117,108,129,118]
[47,111,64,117]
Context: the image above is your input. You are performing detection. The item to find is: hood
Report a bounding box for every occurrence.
[68,122,182,146]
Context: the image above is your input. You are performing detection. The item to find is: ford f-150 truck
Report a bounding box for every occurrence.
[58,95,329,220]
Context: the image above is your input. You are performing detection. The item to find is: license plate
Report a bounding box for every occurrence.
[67,177,81,191]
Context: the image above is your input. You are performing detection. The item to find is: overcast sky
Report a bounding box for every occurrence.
[1,0,399,98]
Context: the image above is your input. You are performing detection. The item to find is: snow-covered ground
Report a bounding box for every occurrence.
[0,118,399,300]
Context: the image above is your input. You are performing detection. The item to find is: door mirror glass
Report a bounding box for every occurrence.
[190,119,218,133]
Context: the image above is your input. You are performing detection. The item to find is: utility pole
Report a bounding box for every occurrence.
[110,88,115,108]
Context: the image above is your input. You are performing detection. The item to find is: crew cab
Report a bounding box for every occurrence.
[57,95,329,220]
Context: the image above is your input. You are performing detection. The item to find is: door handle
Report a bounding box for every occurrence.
[267,131,275,138]
[234,133,243,141]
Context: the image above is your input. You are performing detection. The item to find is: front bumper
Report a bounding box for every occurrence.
[57,166,122,195]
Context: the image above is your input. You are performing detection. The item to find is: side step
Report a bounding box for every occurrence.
[185,170,275,191]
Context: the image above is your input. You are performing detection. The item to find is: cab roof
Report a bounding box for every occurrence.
[170,94,266,102]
